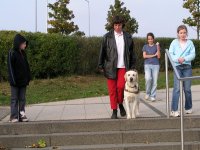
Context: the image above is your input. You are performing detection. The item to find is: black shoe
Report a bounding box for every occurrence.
[111,109,118,119]
[119,104,126,117]
[20,111,29,122]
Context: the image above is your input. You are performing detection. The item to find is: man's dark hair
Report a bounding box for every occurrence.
[112,15,125,28]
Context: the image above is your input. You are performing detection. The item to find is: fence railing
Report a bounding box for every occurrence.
[165,49,200,150]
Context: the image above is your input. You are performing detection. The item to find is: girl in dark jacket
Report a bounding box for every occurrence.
[7,34,31,123]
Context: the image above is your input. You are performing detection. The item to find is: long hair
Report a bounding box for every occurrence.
[177,25,188,34]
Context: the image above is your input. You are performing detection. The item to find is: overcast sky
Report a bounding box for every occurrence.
[0,0,197,39]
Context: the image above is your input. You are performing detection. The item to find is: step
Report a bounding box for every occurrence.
[10,142,200,150]
[1,117,200,135]
[0,128,200,148]
[1,117,200,148]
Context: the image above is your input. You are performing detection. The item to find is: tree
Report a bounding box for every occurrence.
[48,0,85,36]
[183,0,200,40]
[105,0,138,35]
[71,31,85,37]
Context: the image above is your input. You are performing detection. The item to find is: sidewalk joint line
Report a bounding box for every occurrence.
[140,98,166,117]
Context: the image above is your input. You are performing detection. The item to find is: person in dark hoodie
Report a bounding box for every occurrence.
[7,34,31,123]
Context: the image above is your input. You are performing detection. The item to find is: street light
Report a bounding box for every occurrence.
[84,0,90,37]
[35,0,37,32]
[47,0,48,33]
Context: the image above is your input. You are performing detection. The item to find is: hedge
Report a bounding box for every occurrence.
[0,31,199,80]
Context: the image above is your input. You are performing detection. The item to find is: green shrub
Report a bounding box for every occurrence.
[0,30,199,80]
[0,31,16,81]
[25,33,79,78]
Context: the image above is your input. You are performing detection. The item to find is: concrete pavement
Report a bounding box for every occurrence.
[1,85,200,123]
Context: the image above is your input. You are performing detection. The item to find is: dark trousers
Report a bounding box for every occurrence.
[10,86,26,119]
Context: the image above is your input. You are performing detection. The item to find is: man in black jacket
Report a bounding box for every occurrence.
[98,16,136,119]
[7,34,31,123]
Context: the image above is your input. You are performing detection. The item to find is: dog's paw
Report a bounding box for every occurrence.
[132,115,136,119]
[127,116,131,119]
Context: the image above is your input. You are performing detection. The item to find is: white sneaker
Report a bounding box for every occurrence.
[170,111,180,117]
[145,95,149,100]
[150,97,156,102]
[185,109,193,114]
[9,118,18,123]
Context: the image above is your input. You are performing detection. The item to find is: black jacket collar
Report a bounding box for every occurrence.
[106,30,132,39]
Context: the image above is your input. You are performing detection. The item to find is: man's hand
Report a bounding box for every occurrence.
[99,69,104,73]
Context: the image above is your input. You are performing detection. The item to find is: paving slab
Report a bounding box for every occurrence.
[0,107,9,121]
[1,85,200,123]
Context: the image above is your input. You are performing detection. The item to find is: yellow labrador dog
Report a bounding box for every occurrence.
[124,70,140,119]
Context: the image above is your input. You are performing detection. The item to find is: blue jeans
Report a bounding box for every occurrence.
[144,64,160,98]
[171,64,192,111]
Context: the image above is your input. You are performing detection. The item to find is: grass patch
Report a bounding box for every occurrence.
[0,75,108,106]
[1,69,200,106]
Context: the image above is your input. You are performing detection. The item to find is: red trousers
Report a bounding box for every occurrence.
[107,68,126,110]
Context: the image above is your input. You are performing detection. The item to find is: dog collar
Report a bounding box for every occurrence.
[124,88,140,94]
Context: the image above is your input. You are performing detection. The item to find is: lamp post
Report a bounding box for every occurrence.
[46,0,48,33]
[84,0,90,37]
[35,0,37,32]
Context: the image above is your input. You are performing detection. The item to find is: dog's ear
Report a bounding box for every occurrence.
[124,72,127,81]
[132,69,138,81]
[136,71,139,82]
